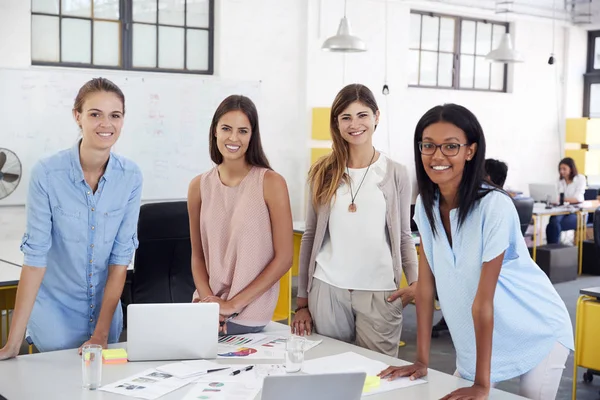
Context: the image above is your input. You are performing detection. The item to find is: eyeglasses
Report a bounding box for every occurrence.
[418,141,469,157]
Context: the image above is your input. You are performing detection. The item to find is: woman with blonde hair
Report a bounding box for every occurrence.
[291,84,418,356]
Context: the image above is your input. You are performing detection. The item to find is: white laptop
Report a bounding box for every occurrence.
[529,183,558,203]
[261,372,366,400]
[127,303,219,361]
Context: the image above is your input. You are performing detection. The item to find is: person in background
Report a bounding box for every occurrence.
[484,159,508,188]
[546,157,586,244]
[0,78,142,358]
[379,104,573,400]
[291,84,418,357]
[188,95,293,335]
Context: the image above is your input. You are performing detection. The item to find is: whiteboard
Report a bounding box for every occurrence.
[0,68,261,205]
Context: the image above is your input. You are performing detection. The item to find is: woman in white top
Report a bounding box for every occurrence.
[291,84,418,357]
[546,157,586,244]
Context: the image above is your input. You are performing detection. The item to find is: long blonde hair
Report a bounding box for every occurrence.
[308,84,379,208]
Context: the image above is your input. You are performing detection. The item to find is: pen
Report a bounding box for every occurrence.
[229,365,254,376]
[219,312,239,327]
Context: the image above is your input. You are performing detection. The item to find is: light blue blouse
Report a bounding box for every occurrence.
[414,189,574,382]
[21,140,142,352]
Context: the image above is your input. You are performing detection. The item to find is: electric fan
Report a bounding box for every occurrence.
[0,148,22,200]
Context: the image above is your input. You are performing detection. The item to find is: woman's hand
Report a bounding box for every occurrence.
[291,307,313,336]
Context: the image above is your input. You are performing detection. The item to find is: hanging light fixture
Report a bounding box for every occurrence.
[485,1,523,63]
[485,33,523,63]
[322,0,367,53]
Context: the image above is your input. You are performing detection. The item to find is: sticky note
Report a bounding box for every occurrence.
[102,348,128,364]
[363,375,381,393]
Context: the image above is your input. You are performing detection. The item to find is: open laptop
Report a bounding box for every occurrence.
[261,372,366,400]
[127,303,219,361]
[529,183,558,203]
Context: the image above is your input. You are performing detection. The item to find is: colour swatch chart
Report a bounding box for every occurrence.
[217,334,267,357]
[181,380,259,400]
[217,334,322,359]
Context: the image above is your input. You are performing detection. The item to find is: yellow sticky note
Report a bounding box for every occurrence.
[102,348,128,359]
[363,375,381,393]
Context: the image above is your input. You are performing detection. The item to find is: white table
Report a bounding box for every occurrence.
[0,240,23,267]
[0,323,525,400]
[0,259,21,287]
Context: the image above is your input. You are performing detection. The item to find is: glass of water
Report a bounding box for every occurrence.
[82,344,103,390]
[285,335,306,373]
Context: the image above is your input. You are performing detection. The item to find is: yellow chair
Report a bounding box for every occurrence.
[292,232,302,276]
[0,286,17,348]
[572,295,600,400]
[272,269,292,325]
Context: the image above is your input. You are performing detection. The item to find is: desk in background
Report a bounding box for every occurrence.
[0,260,21,347]
[0,322,526,400]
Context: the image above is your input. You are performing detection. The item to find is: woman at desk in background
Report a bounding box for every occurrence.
[291,84,418,357]
[378,104,573,400]
[0,78,142,358]
[546,157,586,244]
[188,95,293,335]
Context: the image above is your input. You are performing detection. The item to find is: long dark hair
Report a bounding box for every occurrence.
[209,95,271,169]
[558,157,578,181]
[414,104,493,236]
[308,84,379,207]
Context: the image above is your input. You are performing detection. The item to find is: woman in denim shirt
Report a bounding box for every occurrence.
[0,78,142,357]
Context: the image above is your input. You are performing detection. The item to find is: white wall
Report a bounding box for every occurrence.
[0,0,308,240]
[0,0,590,241]
[308,0,588,200]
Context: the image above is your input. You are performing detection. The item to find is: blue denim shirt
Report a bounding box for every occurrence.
[21,140,142,352]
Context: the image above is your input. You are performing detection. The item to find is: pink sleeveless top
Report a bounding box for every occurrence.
[199,166,278,326]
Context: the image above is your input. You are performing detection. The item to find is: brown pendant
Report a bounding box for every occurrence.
[348,203,357,213]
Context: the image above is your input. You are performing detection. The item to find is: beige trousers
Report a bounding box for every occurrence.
[308,278,403,357]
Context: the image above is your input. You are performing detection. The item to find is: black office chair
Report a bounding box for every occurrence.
[130,201,195,304]
[512,197,534,236]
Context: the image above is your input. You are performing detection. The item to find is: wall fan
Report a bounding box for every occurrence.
[0,148,22,200]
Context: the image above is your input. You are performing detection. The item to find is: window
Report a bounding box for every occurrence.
[409,11,507,92]
[583,31,600,117]
[31,0,214,74]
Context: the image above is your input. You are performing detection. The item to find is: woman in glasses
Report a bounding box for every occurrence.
[379,104,573,400]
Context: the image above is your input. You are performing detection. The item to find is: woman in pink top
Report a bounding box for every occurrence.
[188,95,293,335]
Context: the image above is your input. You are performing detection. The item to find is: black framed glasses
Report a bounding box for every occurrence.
[418,141,469,157]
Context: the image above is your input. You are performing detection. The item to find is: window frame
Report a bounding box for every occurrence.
[583,30,600,117]
[31,0,215,75]
[409,10,508,93]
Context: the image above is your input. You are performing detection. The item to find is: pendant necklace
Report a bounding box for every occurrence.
[347,147,376,213]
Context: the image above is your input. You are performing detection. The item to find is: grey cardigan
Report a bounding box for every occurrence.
[297,157,419,298]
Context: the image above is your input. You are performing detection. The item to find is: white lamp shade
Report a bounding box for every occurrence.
[322,17,367,52]
[485,33,523,63]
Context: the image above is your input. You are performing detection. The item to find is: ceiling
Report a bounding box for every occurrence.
[418,0,600,25]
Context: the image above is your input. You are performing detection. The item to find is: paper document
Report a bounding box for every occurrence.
[181,380,259,400]
[217,334,322,359]
[156,360,228,379]
[302,352,426,396]
[99,368,197,399]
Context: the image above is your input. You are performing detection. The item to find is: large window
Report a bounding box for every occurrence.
[409,11,508,92]
[584,30,600,117]
[31,0,214,74]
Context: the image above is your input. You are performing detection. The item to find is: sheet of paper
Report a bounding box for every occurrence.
[217,334,322,359]
[302,352,426,396]
[98,368,197,400]
[193,364,285,387]
[181,380,259,400]
[156,360,228,379]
